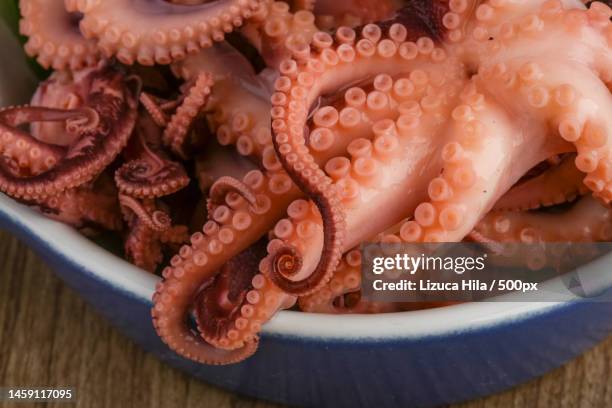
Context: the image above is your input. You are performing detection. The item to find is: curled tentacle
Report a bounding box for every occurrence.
[0,65,139,202]
[207,176,258,212]
[119,194,171,232]
[119,194,189,272]
[152,168,300,354]
[115,114,190,199]
[268,15,465,293]
[194,238,269,349]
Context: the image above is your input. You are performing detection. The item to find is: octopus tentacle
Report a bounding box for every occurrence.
[207,176,258,211]
[119,194,189,271]
[32,174,123,231]
[474,195,612,242]
[268,17,466,293]
[195,141,259,192]
[173,43,276,164]
[119,194,171,232]
[115,115,190,199]
[163,72,214,158]
[401,88,562,243]
[74,0,262,65]
[494,154,588,211]
[0,66,138,201]
[455,2,612,198]
[152,168,300,352]
[139,93,170,128]
[193,238,274,349]
[263,95,445,292]
[241,0,319,68]
[19,0,100,70]
[0,107,82,177]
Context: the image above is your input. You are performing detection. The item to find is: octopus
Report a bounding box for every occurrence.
[1,0,610,365]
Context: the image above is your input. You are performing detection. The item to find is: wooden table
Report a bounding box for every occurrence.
[1,229,611,408]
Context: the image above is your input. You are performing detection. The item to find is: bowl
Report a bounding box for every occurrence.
[3,20,612,408]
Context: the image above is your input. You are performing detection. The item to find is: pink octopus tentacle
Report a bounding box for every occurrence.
[119,193,189,272]
[494,154,588,211]
[0,107,77,177]
[474,196,612,242]
[398,89,568,243]
[173,43,276,164]
[267,11,470,294]
[152,169,301,352]
[0,67,138,202]
[207,176,258,212]
[162,72,214,158]
[74,0,262,65]
[152,278,260,364]
[19,0,100,70]
[193,238,273,349]
[241,0,319,68]
[451,2,612,200]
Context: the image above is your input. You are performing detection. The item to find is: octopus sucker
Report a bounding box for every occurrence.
[19,0,101,70]
[74,0,262,66]
[240,0,319,68]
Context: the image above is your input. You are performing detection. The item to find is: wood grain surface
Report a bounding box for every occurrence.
[1,228,611,408]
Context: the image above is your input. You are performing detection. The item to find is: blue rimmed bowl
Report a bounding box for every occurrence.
[2,20,612,408]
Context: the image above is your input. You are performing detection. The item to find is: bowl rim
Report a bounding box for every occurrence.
[1,193,602,341]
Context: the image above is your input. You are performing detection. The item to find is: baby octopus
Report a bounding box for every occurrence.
[2,0,611,365]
